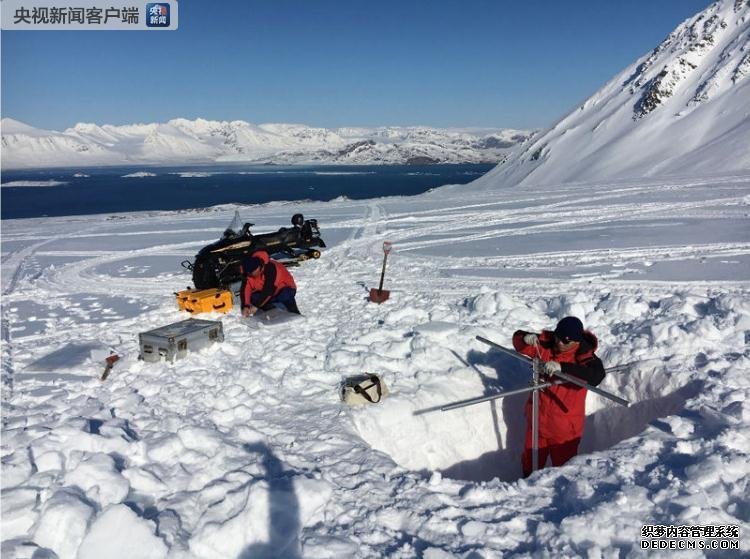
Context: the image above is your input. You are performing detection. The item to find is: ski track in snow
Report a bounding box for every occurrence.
[1,175,749,558]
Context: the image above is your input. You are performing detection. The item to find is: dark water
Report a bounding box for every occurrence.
[0,164,493,219]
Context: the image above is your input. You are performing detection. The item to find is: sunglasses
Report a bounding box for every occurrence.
[554,334,577,345]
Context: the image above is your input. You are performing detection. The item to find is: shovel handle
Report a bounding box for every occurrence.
[378,242,392,292]
[378,253,388,292]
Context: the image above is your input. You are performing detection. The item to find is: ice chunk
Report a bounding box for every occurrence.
[1,488,39,539]
[77,505,167,559]
[63,453,130,508]
[33,488,95,559]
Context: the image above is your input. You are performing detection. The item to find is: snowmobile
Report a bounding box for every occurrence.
[183,211,326,289]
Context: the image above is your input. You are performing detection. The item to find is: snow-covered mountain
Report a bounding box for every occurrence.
[474,0,750,188]
[0,117,532,169]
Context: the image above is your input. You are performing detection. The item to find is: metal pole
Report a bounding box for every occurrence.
[439,382,557,411]
[531,358,540,473]
[549,370,630,407]
[476,336,534,363]
[475,336,630,407]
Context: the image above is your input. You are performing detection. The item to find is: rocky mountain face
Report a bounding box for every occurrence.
[474,0,750,189]
[0,117,533,169]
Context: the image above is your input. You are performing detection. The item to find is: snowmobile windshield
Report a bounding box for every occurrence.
[223,210,244,239]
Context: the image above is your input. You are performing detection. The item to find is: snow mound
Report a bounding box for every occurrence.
[1,180,68,188]
[122,172,158,178]
[77,505,167,559]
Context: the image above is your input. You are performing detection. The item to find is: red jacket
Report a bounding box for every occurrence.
[512,329,605,441]
[241,251,296,308]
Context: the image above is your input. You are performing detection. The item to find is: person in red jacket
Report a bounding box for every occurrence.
[512,316,605,477]
[240,251,300,316]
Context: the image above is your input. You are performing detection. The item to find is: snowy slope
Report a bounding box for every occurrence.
[0,119,125,169]
[0,117,532,170]
[473,0,750,189]
[2,171,749,557]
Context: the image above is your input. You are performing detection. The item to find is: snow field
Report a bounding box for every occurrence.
[1,174,749,557]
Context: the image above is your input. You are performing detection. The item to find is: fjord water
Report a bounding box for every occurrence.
[0,164,493,219]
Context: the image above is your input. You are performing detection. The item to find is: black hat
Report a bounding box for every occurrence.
[241,256,263,274]
[554,316,584,342]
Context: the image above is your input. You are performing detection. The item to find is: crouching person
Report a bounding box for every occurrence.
[512,316,605,477]
[240,251,300,316]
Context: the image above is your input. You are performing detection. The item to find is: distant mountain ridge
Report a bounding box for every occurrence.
[0,117,533,170]
[473,0,750,189]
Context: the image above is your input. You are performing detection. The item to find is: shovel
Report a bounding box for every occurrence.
[101,354,120,381]
[369,241,393,304]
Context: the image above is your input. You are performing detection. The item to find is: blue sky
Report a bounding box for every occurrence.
[2,0,710,131]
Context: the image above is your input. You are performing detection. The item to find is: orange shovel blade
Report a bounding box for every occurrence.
[369,288,390,304]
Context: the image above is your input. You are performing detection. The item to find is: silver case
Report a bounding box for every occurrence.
[139,318,224,363]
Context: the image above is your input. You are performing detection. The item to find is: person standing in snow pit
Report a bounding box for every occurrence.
[240,250,300,316]
[512,316,605,477]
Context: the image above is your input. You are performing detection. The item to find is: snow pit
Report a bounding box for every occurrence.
[346,290,726,483]
[351,360,703,482]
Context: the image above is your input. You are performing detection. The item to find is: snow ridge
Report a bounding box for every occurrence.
[0,117,532,170]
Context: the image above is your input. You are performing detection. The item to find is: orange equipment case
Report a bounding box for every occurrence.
[175,287,233,314]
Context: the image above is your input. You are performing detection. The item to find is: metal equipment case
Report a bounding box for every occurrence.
[139,318,224,362]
